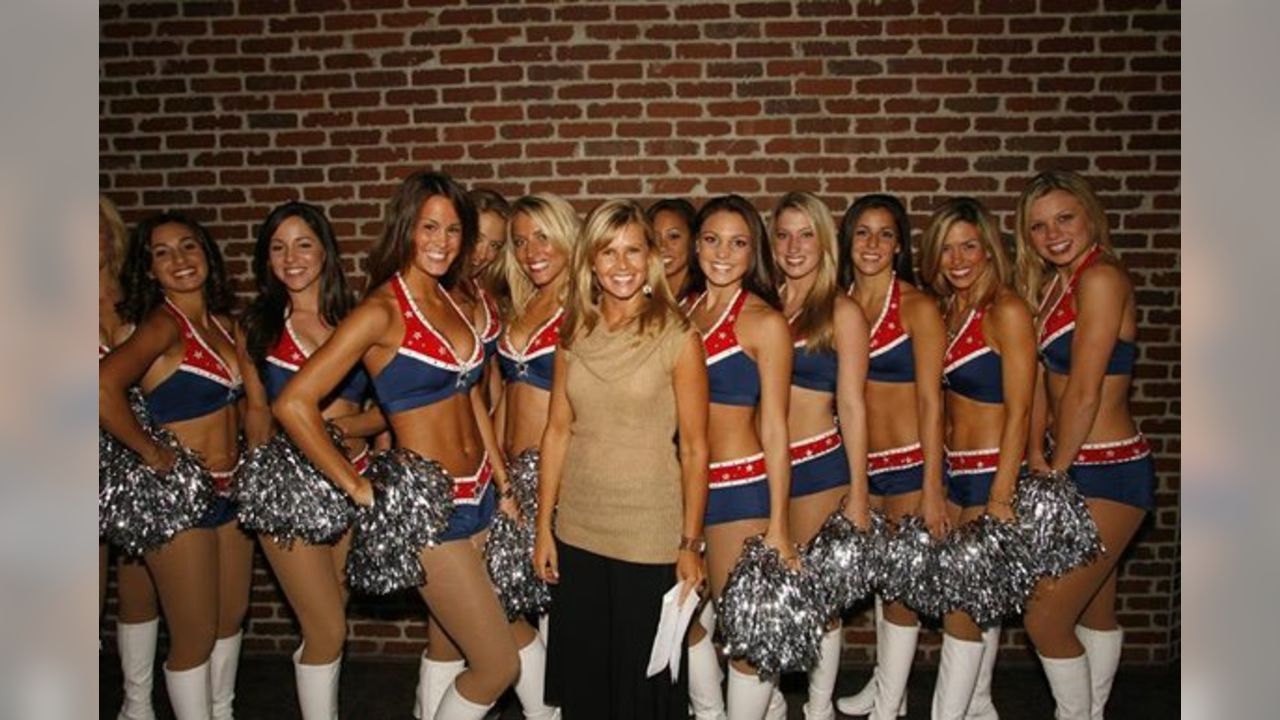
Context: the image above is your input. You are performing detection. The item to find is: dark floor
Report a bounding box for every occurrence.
[100,653,1179,719]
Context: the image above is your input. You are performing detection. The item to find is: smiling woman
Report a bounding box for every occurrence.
[534,199,708,720]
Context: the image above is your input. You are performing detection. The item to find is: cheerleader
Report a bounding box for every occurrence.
[835,195,948,720]
[918,198,1037,720]
[683,195,796,719]
[99,196,161,720]
[459,188,511,412]
[646,198,699,302]
[274,171,519,720]
[235,201,382,718]
[1014,171,1155,720]
[769,191,872,720]
[99,214,252,720]
[415,193,577,720]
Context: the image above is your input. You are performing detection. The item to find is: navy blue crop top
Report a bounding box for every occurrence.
[691,289,760,407]
[261,318,369,404]
[370,275,484,416]
[790,318,837,394]
[943,304,1003,404]
[144,299,243,425]
[860,276,915,383]
[1038,245,1137,376]
[498,306,563,392]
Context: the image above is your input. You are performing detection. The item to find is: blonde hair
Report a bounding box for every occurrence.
[1013,170,1113,305]
[504,193,581,316]
[99,195,127,279]
[561,199,686,347]
[919,197,1011,310]
[771,191,839,352]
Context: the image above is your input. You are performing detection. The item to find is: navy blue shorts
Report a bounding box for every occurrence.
[196,495,238,529]
[705,453,770,526]
[1070,455,1155,511]
[947,470,994,507]
[869,464,924,496]
[789,429,849,497]
[440,480,496,542]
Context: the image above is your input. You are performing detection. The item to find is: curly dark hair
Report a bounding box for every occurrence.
[241,201,355,367]
[117,212,235,324]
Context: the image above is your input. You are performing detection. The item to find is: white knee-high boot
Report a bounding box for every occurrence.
[965,627,1000,720]
[434,681,494,720]
[835,597,906,717]
[116,618,159,720]
[293,644,341,720]
[930,635,985,720]
[1075,626,1123,720]
[688,631,727,720]
[727,666,776,720]
[802,628,843,720]
[415,654,466,720]
[764,685,788,720]
[209,631,241,720]
[1038,654,1091,720]
[514,638,559,719]
[869,620,919,720]
[164,661,212,720]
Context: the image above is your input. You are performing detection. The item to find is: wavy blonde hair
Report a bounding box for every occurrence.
[771,191,840,352]
[1013,170,1113,305]
[561,199,686,347]
[99,195,127,279]
[919,197,1011,310]
[504,193,581,316]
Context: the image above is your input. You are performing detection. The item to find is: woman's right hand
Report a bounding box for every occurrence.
[144,444,177,475]
[533,527,559,584]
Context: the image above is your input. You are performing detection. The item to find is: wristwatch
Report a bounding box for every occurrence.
[678,535,706,553]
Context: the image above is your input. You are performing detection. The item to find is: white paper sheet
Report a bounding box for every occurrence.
[646,581,701,682]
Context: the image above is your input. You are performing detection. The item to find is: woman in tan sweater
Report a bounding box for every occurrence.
[534,199,709,719]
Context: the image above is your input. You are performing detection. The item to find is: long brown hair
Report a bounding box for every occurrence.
[366,170,476,292]
[561,199,687,347]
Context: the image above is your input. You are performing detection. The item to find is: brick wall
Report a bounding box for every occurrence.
[98,0,1181,665]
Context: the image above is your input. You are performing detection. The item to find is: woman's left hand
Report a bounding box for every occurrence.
[985,499,1016,523]
[763,526,800,570]
[676,549,704,603]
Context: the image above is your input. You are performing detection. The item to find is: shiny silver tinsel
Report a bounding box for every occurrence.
[235,424,355,546]
[99,388,153,492]
[346,449,455,595]
[1014,470,1104,578]
[484,449,552,619]
[98,426,215,557]
[802,507,886,620]
[878,515,951,618]
[718,535,826,678]
[937,515,1038,625]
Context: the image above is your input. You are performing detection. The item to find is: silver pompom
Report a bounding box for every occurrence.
[236,424,355,546]
[346,449,455,595]
[1014,470,1104,577]
[937,515,1038,625]
[98,426,216,557]
[878,515,951,618]
[802,506,886,620]
[718,535,826,678]
[483,449,551,620]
